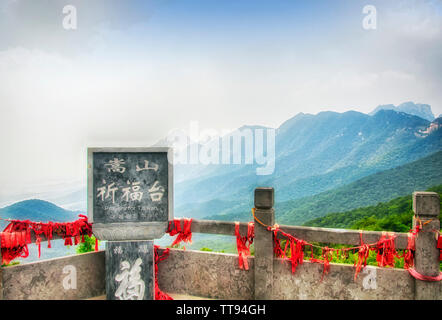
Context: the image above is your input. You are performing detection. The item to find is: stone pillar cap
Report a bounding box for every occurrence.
[254,187,274,209]
[413,192,440,217]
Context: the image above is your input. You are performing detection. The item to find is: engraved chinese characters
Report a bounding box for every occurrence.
[115,259,145,300]
[92,151,169,224]
[106,241,154,300]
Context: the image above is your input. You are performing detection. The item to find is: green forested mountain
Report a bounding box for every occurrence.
[176,109,441,227]
[303,185,442,232]
[277,150,442,225]
[176,109,441,209]
[0,199,79,230]
[204,150,442,224]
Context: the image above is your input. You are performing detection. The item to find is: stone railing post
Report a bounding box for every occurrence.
[253,187,275,300]
[412,191,440,300]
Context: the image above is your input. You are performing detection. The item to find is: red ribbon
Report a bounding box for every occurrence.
[273,227,310,275]
[235,222,254,270]
[437,234,442,261]
[353,232,371,281]
[154,245,173,300]
[310,247,334,281]
[403,232,416,269]
[168,218,193,248]
[0,215,96,265]
[375,232,397,268]
[407,267,442,282]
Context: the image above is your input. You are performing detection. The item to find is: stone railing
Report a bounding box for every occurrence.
[0,190,440,300]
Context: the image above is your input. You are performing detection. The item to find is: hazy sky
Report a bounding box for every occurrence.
[1,0,441,198]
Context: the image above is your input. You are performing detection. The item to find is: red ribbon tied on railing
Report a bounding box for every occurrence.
[403,231,416,269]
[310,247,334,281]
[0,215,97,265]
[353,232,371,281]
[154,245,173,300]
[437,234,442,261]
[167,218,193,248]
[375,232,397,268]
[235,222,254,270]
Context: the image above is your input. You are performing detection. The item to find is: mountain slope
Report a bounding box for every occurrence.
[278,150,442,225]
[303,185,442,232]
[175,109,440,211]
[203,150,442,224]
[0,199,79,229]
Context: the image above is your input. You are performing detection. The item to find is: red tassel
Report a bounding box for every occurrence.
[273,229,285,258]
[375,232,397,268]
[322,247,333,279]
[11,232,17,248]
[0,233,5,249]
[247,222,254,245]
[354,232,371,281]
[26,229,31,244]
[437,235,442,249]
[18,231,25,247]
[64,237,73,246]
[183,218,193,244]
[234,222,254,270]
[310,247,333,281]
[437,235,442,261]
[4,232,11,248]
[37,240,41,258]
[273,228,306,274]
[169,218,193,248]
[74,235,80,245]
[95,238,99,251]
[154,245,173,300]
[167,219,181,236]
[289,237,305,274]
[45,223,53,249]
[404,231,417,269]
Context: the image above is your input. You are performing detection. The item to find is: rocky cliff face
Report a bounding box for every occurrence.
[370,101,435,122]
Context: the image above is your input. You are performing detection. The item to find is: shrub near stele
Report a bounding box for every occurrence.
[76,235,99,254]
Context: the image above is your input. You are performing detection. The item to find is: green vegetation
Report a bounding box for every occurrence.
[204,151,442,225]
[304,185,442,232]
[303,185,442,271]
[199,247,228,253]
[76,235,99,254]
[1,261,20,267]
[0,199,78,230]
[178,109,440,212]
[278,240,406,269]
[279,151,442,225]
[201,185,442,270]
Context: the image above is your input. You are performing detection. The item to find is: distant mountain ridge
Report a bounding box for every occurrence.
[5,102,440,229]
[0,199,80,230]
[369,101,435,121]
[174,107,441,215]
[202,150,442,224]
